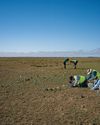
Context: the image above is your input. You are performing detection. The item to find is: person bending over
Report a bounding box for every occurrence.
[69,75,88,87]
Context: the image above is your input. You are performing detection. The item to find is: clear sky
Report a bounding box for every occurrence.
[0,0,100,52]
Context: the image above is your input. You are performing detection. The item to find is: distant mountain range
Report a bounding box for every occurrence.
[0,48,100,57]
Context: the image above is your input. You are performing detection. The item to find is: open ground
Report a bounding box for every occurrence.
[0,57,100,125]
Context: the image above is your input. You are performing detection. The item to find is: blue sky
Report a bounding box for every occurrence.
[0,0,100,52]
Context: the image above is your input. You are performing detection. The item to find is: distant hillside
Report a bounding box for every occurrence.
[0,48,100,57]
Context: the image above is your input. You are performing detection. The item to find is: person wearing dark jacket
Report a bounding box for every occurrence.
[63,58,69,69]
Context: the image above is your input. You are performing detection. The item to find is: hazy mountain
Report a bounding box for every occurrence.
[0,48,100,57]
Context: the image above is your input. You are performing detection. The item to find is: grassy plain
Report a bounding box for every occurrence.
[0,57,100,125]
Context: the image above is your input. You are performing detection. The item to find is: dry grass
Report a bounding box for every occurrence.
[0,57,100,125]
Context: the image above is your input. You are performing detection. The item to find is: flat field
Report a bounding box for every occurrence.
[0,57,100,125]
